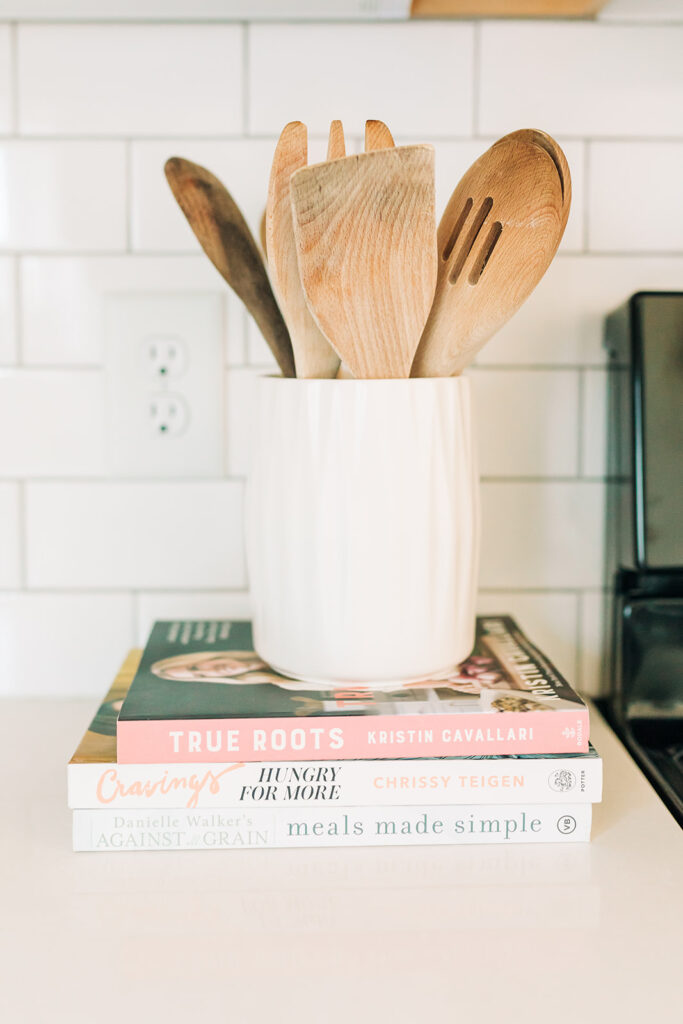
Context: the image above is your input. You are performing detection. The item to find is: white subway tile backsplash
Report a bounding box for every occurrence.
[17,24,243,137]
[0,141,126,251]
[0,257,17,364]
[137,591,252,645]
[26,482,246,589]
[477,255,683,367]
[471,369,579,478]
[131,140,274,251]
[479,23,683,138]
[0,26,11,135]
[579,591,608,697]
[480,481,606,589]
[20,256,245,365]
[0,591,133,697]
[0,371,105,476]
[476,591,578,682]
[589,143,683,252]
[225,367,261,478]
[0,483,21,587]
[248,23,474,137]
[247,312,278,368]
[581,370,609,479]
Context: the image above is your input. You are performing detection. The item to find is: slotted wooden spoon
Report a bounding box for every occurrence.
[494,128,571,235]
[266,121,341,378]
[165,156,295,378]
[411,137,566,377]
[291,145,437,379]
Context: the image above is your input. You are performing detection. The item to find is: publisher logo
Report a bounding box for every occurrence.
[548,768,576,793]
[556,815,577,835]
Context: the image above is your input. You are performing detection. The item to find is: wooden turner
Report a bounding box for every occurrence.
[165,156,295,378]
[411,137,566,378]
[266,121,342,378]
[291,145,437,379]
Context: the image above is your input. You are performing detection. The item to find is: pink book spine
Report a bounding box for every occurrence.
[117,709,589,764]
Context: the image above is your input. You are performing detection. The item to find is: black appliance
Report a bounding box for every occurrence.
[603,292,683,826]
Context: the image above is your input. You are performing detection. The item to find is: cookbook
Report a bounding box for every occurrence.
[116,617,590,763]
[73,803,593,852]
[69,651,601,808]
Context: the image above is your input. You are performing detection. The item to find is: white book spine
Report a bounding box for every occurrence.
[68,755,602,810]
[73,803,592,851]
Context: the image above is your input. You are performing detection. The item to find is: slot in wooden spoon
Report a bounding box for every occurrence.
[291,145,437,379]
[411,137,566,377]
[164,156,295,378]
[266,121,341,378]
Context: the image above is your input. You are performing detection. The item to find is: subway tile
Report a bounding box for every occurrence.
[479,23,683,137]
[471,369,580,478]
[131,139,274,251]
[0,592,133,697]
[477,255,683,366]
[581,370,609,478]
[249,23,474,137]
[400,138,584,253]
[588,142,683,252]
[26,481,246,589]
[0,257,17,364]
[137,591,252,645]
[225,366,262,478]
[0,483,21,587]
[20,256,245,365]
[476,591,578,682]
[0,141,126,251]
[579,590,609,698]
[17,24,242,136]
[479,481,606,589]
[0,370,106,476]
[0,26,11,134]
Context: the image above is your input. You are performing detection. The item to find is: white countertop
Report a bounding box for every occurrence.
[0,699,680,1024]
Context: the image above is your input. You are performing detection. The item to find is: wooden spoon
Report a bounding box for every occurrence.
[410,138,565,378]
[327,120,346,160]
[291,145,437,379]
[493,128,571,234]
[164,156,295,378]
[266,122,341,379]
[365,119,394,151]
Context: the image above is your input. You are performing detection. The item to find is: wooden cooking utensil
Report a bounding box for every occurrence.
[164,156,295,378]
[365,119,394,151]
[327,119,346,160]
[266,122,341,379]
[493,128,571,233]
[410,137,566,378]
[291,145,437,379]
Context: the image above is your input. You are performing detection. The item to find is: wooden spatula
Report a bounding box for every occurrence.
[291,145,437,379]
[365,120,394,151]
[164,156,295,378]
[411,137,566,378]
[327,119,346,160]
[266,122,341,379]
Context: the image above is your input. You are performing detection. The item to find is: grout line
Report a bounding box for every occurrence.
[242,22,250,136]
[0,475,623,485]
[577,369,585,476]
[471,21,481,137]
[4,248,683,261]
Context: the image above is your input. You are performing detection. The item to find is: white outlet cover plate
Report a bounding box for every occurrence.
[105,292,224,478]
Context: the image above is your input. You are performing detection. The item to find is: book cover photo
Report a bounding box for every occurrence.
[116,617,590,763]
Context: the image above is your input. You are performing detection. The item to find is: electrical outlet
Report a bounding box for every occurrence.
[105,293,223,478]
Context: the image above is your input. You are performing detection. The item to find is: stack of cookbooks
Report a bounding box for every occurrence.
[68,616,602,851]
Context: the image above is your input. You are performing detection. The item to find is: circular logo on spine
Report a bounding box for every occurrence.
[556,815,577,835]
[548,768,576,793]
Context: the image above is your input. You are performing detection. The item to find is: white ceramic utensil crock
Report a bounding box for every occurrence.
[245,377,480,685]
